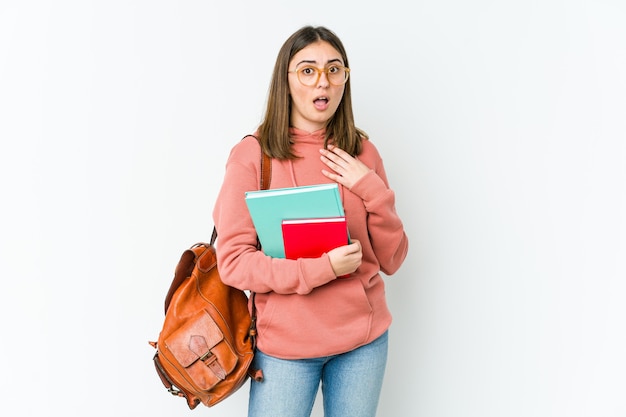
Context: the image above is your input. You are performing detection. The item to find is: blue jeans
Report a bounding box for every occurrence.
[248,331,388,417]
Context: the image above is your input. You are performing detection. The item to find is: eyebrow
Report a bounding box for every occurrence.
[295,58,343,67]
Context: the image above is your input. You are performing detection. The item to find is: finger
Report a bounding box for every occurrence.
[327,145,352,161]
[321,168,339,179]
[320,155,345,174]
[319,148,342,166]
[345,240,361,254]
[321,146,351,165]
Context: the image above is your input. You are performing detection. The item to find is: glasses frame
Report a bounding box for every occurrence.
[288,65,351,86]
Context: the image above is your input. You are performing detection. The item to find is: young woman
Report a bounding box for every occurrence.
[213,25,409,417]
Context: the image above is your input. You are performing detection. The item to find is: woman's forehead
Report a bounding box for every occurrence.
[291,41,343,65]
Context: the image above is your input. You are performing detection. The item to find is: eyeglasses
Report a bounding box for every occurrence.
[288,65,350,86]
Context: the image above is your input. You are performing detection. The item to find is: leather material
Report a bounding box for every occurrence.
[150,137,271,409]
[152,242,254,409]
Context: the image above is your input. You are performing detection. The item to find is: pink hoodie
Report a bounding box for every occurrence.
[212,129,408,359]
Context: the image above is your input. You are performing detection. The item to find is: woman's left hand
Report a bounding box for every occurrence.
[320,145,371,189]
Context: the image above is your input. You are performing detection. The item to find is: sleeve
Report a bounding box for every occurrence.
[349,142,409,275]
[212,137,337,294]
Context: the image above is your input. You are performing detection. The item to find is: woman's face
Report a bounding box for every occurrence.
[288,41,346,132]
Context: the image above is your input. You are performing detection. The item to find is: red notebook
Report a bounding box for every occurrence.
[281,216,349,260]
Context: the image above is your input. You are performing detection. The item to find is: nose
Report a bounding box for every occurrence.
[317,70,330,87]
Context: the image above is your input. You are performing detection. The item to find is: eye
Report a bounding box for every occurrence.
[300,67,316,76]
[327,65,341,74]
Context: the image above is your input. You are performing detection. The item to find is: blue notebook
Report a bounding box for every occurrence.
[245,183,345,258]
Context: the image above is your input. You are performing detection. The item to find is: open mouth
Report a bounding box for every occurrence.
[313,96,329,110]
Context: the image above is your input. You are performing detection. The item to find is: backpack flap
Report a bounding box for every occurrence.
[164,309,239,390]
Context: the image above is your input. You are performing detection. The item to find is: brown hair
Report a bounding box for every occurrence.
[257,26,367,159]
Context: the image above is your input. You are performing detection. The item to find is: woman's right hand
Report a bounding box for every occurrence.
[327,239,362,277]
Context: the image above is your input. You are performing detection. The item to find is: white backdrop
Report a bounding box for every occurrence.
[1,1,625,416]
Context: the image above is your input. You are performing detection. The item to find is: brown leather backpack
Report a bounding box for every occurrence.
[149,137,270,409]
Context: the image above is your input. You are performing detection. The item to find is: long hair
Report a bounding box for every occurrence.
[257,26,367,159]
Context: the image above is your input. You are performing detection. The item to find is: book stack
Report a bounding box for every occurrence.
[245,183,350,259]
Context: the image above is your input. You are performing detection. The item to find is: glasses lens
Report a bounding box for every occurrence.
[327,66,348,85]
[297,67,318,86]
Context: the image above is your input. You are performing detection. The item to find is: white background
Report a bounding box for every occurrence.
[1,1,625,416]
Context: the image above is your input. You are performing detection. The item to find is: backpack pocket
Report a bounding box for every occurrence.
[164,309,238,390]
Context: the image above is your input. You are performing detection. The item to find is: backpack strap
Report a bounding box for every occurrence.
[258,140,272,191]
